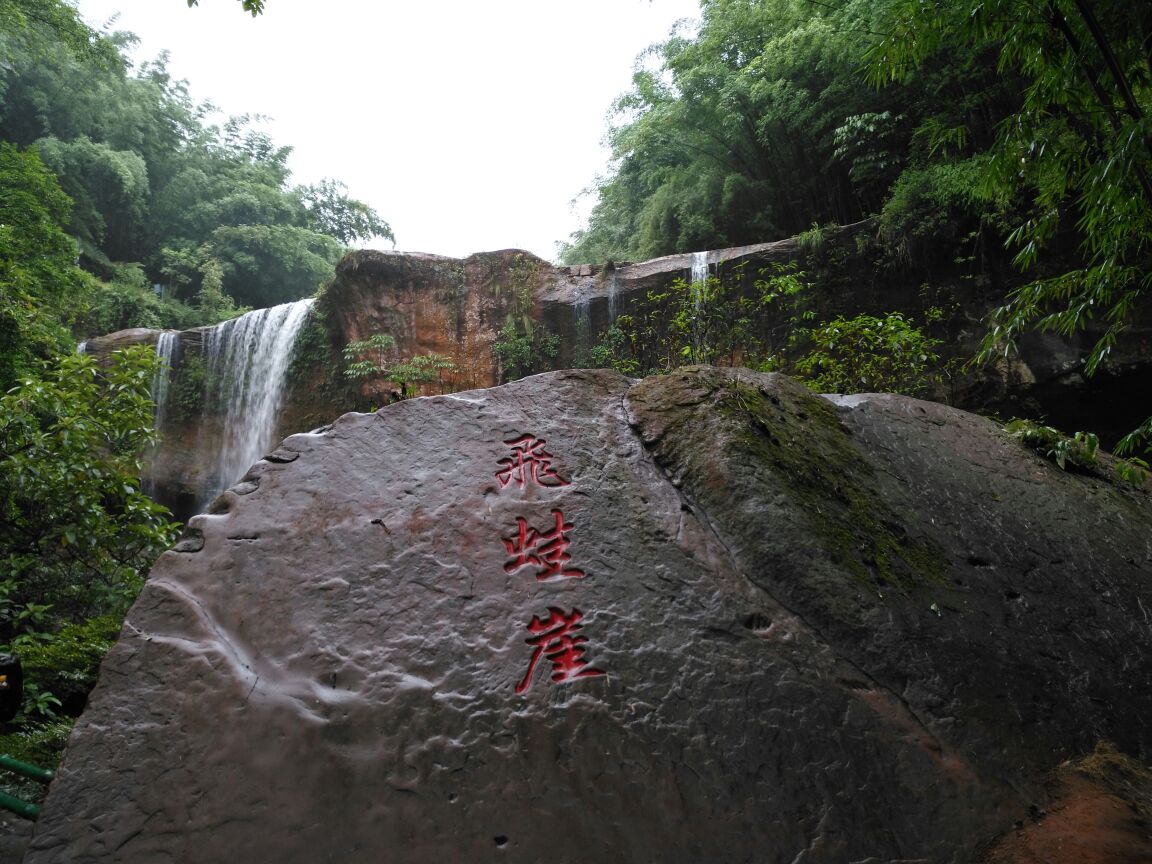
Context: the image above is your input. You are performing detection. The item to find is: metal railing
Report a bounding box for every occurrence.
[0,754,54,820]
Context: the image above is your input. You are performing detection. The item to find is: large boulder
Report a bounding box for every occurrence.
[26,367,1152,863]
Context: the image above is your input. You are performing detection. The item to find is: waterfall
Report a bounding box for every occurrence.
[606,267,620,323]
[76,341,87,354]
[200,299,314,506]
[690,251,710,287]
[574,286,591,366]
[144,331,180,499]
[150,331,180,434]
[689,251,710,362]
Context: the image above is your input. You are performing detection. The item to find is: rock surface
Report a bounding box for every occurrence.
[92,229,1152,520]
[27,367,1152,863]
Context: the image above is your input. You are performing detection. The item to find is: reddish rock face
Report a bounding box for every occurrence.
[87,230,1152,521]
[26,368,1152,863]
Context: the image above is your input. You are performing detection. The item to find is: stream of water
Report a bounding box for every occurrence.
[199,298,314,506]
[144,331,180,499]
[690,251,710,361]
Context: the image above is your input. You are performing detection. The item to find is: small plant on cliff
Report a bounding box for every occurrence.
[1005,419,1149,484]
[589,322,640,376]
[792,310,948,397]
[592,263,810,375]
[492,317,559,382]
[342,334,398,379]
[343,334,459,399]
[1006,421,1099,472]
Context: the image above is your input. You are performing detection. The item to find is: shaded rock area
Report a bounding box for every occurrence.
[982,743,1152,863]
[0,813,32,864]
[25,367,1152,863]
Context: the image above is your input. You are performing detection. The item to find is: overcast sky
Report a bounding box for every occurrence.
[72,0,700,261]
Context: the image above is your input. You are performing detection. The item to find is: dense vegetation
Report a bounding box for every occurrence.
[563,0,1152,450]
[0,0,390,392]
[0,0,391,789]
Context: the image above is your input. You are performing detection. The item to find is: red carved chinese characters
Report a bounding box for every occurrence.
[495,435,570,489]
[502,509,585,581]
[514,607,605,694]
[496,432,605,693]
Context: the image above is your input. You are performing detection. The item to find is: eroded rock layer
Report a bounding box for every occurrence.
[27,368,1152,863]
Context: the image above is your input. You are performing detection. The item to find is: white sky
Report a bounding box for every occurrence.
[72,0,700,261]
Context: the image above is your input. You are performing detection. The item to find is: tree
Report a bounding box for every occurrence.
[0,0,120,68]
[867,0,1152,453]
[203,224,345,307]
[0,143,86,391]
[562,0,961,263]
[0,344,179,772]
[1,11,393,320]
[295,179,394,246]
[343,334,459,399]
[186,0,265,15]
[492,317,560,382]
[0,346,179,631]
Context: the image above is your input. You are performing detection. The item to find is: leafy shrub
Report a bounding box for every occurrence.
[492,317,559,382]
[343,334,461,397]
[0,346,179,630]
[793,311,947,397]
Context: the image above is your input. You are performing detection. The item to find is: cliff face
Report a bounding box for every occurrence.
[85,229,1152,521]
[26,367,1152,863]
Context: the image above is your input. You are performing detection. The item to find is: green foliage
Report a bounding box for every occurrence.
[342,333,398,380]
[589,323,640,376]
[34,135,149,257]
[0,0,119,68]
[0,345,177,787]
[560,0,965,263]
[869,0,1152,437]
[15,614,120,715]
[1115,416,1152,462]
[0,12,389,315]
[795,224,828,254]
[1007,420,1100,472]
[0,718,73,803]
[187,0,265,16]
[1006,418,1149,484]
[71,262,232,336]
[203,224,345,308]
[591,263,809,375]
[74,263,162,334]
[0,142,85,391]
[165,354,199,423]
[0,346,180,631]
[792,310,948,397]
[295,179,394,246]
[343,334,460,398]
[492,317,560,382]
[192,257,247,324]
[878,158,991,245]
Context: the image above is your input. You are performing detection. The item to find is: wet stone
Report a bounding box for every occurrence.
[26,368,1152,864]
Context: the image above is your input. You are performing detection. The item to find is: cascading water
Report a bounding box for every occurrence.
[144,331,180,499]
[690,251,710,287]
[606,267,620,324]
[200,298,314,506]
[689,251,710,362]
[150,331,180,433]
[574,286,591,365]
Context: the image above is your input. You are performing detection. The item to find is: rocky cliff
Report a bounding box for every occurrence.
[82,229,1152,521]
[25,367,1152,863]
